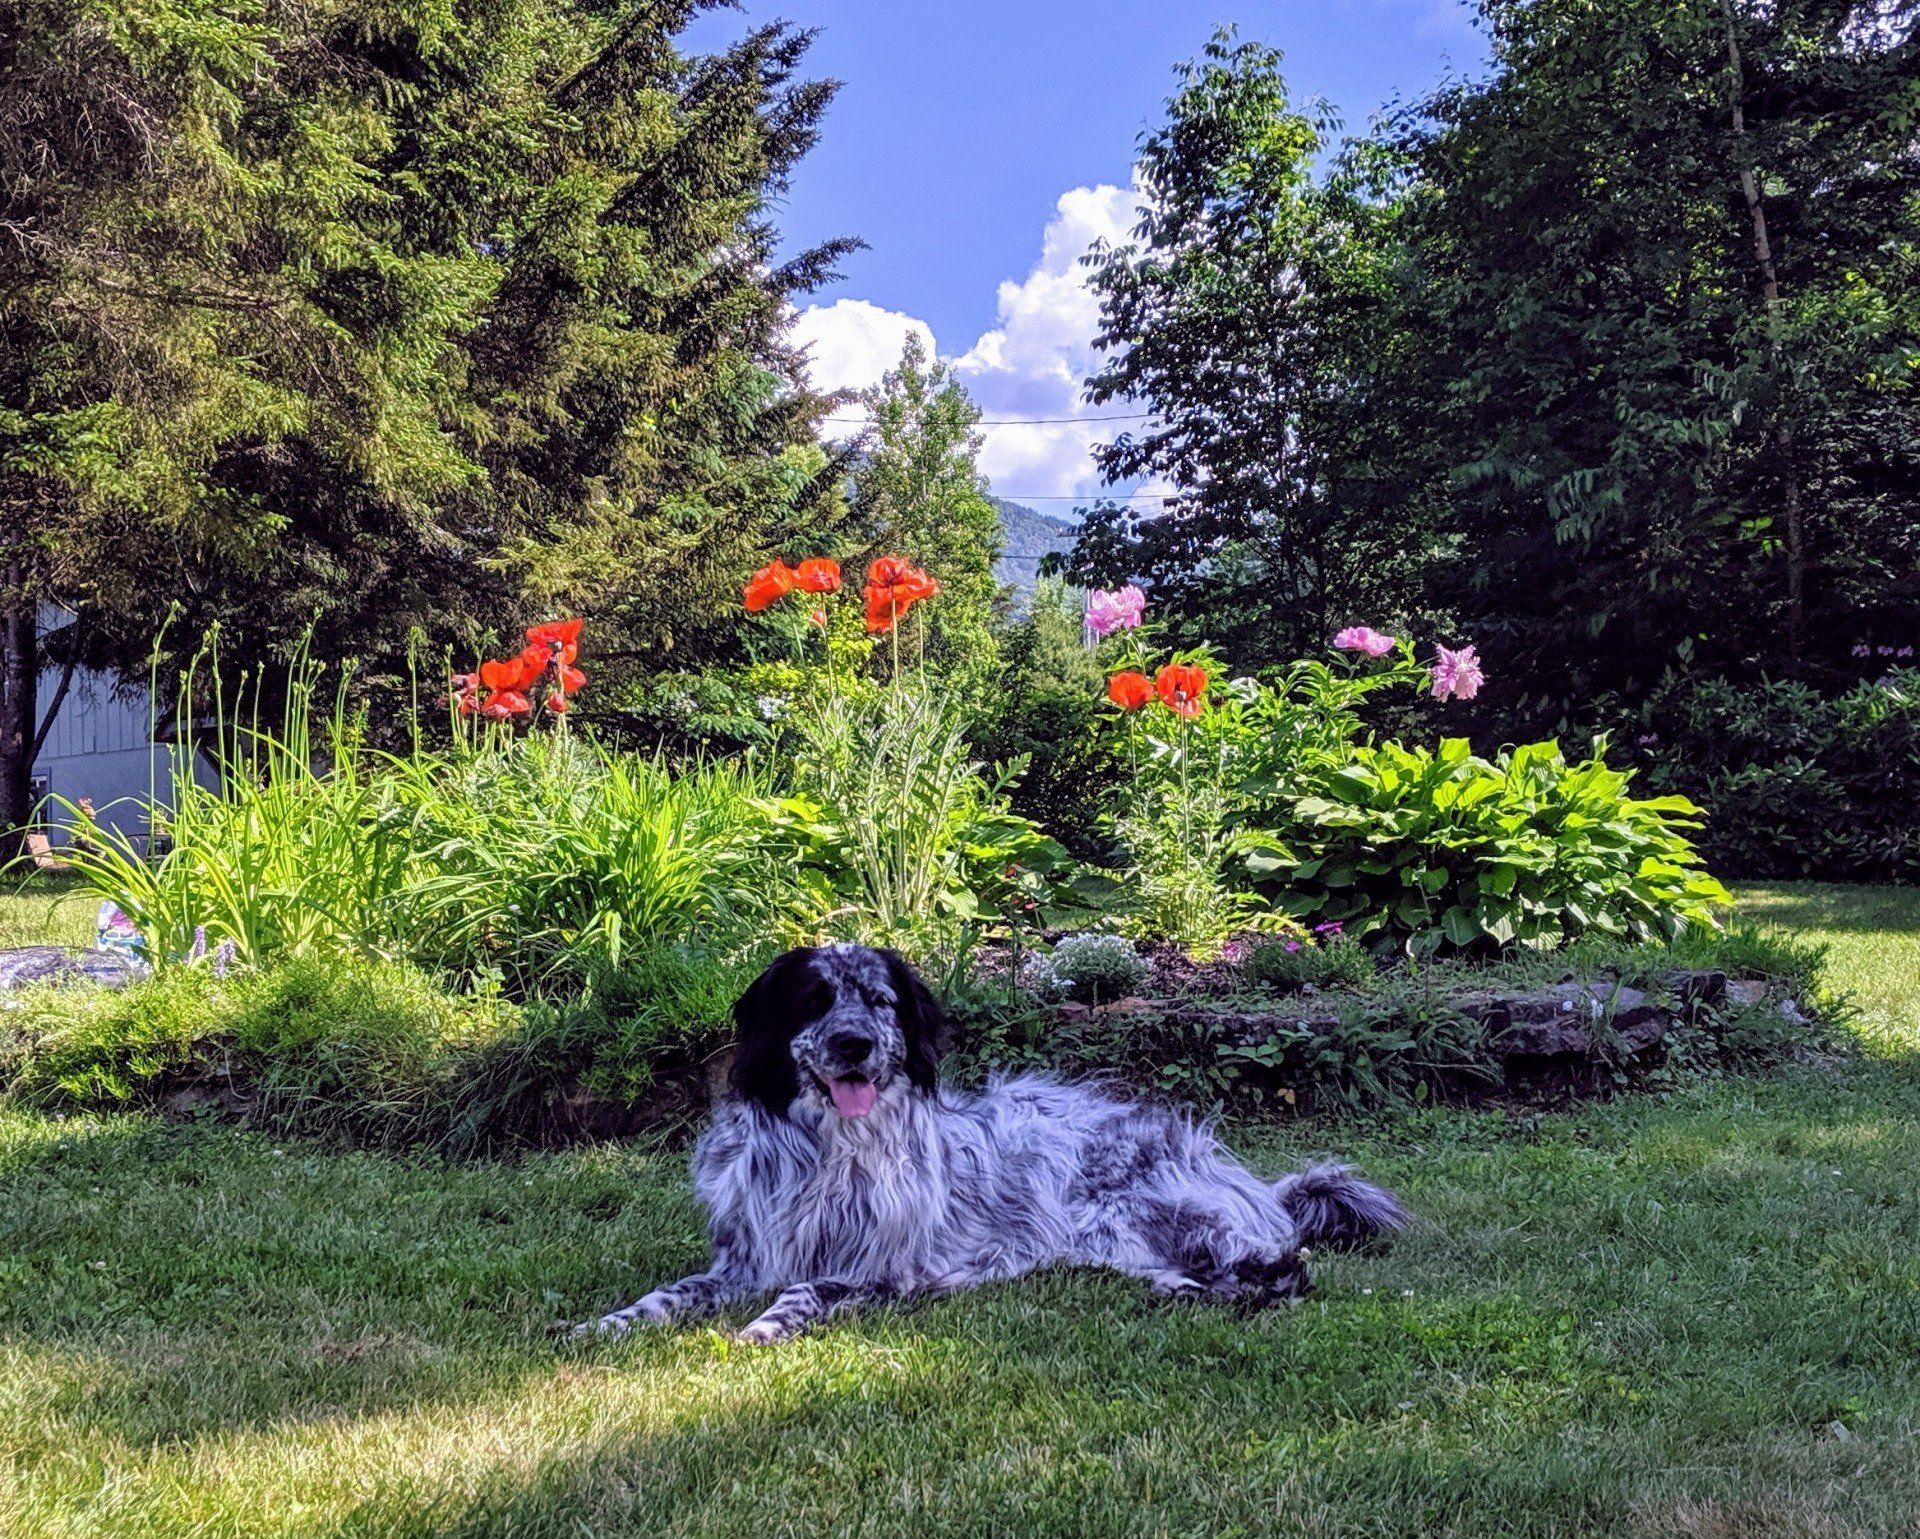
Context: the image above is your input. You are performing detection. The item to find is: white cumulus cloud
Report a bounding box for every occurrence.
[789,299,936,429]
[789,181,1155,506]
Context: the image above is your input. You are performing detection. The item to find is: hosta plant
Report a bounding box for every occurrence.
[1240,737,1731,955]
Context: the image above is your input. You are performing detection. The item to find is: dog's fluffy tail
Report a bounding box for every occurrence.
[1275,1162,1407,1250]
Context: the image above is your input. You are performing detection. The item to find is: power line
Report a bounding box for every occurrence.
[821,411,1154,427]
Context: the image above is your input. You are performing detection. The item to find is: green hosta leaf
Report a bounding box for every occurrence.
[1441,906,1481,948]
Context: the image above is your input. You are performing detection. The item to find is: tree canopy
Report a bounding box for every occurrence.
[1065,6,1919,722]
[2,0,853,841]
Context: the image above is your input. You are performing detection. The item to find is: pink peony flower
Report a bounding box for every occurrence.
[1333,625,1397,658]
[1430,643,1486,702]
[1086,585,1147,636]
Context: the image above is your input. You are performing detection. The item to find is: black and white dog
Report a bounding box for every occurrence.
[580,943,1404,1343]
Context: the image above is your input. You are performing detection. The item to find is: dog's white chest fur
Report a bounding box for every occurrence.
[705,1097,956,1289]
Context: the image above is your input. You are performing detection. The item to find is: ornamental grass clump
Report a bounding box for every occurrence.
[739,549,1066,955]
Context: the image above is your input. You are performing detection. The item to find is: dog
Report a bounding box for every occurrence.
[580,943,1405,1343]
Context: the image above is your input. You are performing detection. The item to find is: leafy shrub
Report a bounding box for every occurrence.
[971,583,1125,857]
[1111,770,1272,957]
[1242,738,1731,955]
[1243,930,1376,991]
[1621,670,1920,881]
[1031,932,1147,1006]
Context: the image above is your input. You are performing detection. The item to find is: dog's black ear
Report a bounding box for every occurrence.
[729,948,821,1116]
[879,948,944,1092]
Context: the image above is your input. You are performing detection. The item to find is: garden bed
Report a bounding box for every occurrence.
[947,926,1827,1116]
[1,925,1826,1150]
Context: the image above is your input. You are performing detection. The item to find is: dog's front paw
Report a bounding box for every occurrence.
[572,1291,673,1339]
[733,1314,794,1345]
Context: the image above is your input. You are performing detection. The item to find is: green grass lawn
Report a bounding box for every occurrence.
[2,884,1917,1537]
[0,874,94,951]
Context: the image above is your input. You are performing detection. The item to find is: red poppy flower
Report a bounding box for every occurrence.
[863,555,941,633]
[479,655,543,694]
[1155,662,1208,718]
[794,557,842,594]
[744,559,798,613]
[525,617,584,664]
[1106,670,1154,712]
[545,690,568,714]
[558,663,587,694]
[520,643,555,684]
[480,690,531,720]
[808,607,828,629]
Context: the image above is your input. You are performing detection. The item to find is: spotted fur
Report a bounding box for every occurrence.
[580,943,1406,1342]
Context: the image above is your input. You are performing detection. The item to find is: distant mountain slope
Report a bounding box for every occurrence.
[991,497,1077,592]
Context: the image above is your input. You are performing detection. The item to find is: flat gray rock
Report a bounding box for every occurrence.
[0,946,144,991]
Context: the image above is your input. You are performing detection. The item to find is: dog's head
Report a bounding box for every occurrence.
[729,944,942,1121]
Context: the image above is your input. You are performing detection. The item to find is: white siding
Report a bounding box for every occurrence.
[29,606,213,847]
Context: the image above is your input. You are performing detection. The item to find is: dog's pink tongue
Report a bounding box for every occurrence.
[829,1077,877,1118]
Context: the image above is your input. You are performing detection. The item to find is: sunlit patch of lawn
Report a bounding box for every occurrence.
[0,874,95,951]
[1734,881,1920,1058]
[0,883,1916,1536]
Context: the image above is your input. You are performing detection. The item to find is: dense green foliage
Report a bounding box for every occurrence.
[1623,667,1920,881]
[52,679,784,990]
[1075,632,1728,956]
[1064,8,1920,816]
[1407,0,1920,712]
[1069,36,1445,662]
[1244,739,1733,954]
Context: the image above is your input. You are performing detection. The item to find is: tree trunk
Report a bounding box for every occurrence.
[1722,0,1806,666]
[0,563,38,859]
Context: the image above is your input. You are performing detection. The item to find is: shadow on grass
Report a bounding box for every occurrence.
[1734,881,1920,936]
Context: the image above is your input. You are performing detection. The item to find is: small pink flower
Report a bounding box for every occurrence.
[1430,643,1486,702]
[1283,940,1302,954]
[1333,625,1397,658]
[1852,644,1873,658]
[1086,586,1147,636]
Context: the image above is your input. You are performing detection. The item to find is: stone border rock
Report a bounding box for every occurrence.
[1052,969,1805,1070]
[0,946,143,993]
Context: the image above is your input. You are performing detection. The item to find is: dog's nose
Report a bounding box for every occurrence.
[826,1031,874,1065]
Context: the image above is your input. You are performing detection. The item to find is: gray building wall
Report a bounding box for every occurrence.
[28,608,213,848]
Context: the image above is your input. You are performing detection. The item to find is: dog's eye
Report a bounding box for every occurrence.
[799,980,833,1020]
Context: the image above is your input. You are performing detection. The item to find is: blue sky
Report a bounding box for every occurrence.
[686,1,1489,504]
